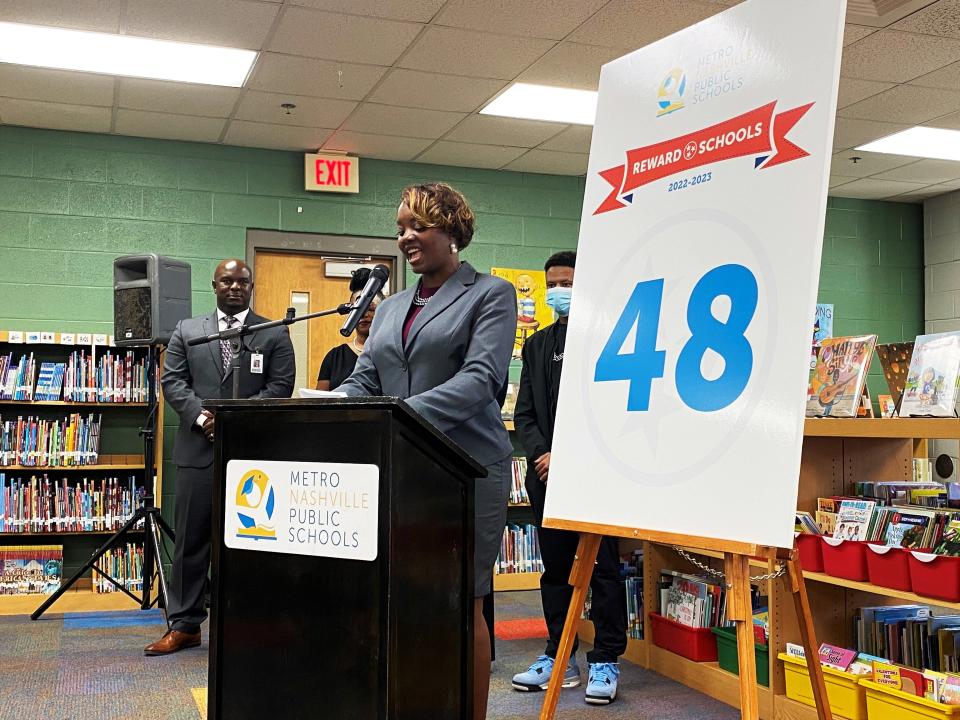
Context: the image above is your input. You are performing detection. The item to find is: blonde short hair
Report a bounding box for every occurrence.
[400,183,476,249]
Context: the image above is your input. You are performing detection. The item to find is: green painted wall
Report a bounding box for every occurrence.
[0,126,924,574]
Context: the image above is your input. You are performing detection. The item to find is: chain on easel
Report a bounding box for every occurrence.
[672,546,788,586]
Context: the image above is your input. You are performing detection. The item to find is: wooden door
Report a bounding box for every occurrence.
[253,251,396,391]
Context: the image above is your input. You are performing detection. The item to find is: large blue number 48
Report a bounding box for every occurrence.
[594,264,758,412]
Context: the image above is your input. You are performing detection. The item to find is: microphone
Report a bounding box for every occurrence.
[340,264,389,337]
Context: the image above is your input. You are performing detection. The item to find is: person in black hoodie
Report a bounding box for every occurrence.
[511,250,627,706]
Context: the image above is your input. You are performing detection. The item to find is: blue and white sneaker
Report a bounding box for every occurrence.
[585,662,620,704]
[512,654,581,691]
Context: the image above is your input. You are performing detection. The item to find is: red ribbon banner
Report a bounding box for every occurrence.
[594,101,814,215]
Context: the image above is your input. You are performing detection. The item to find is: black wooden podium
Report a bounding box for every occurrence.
[206,397,485,720]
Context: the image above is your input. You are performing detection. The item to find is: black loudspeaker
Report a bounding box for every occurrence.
[114,254,192,346]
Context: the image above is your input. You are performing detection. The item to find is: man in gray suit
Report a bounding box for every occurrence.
[145,258,295,656]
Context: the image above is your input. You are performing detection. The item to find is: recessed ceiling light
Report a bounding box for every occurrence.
[856,127,960,162]
[480,83,598,125]
[0,22,257,87]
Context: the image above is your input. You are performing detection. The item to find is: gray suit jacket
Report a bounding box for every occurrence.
[337,262,516,467]
[161,310,296,468]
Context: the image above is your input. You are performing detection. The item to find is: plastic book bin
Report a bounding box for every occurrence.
[779,652,867,720]
[821,538,869,581]
[862,678,960,720]
[865,544,912,591]
[908,552,960,602]
[649,613,717,662]
[711,627,769,687]
[796,533,824,572]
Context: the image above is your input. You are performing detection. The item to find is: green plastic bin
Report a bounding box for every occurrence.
[711,626,769,687]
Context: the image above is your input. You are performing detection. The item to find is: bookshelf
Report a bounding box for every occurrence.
[611,418,960,720]
[0,330,163,610]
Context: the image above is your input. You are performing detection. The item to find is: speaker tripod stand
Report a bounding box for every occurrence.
[31,345,175,622]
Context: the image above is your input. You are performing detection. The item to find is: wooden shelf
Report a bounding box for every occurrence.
[0,529,143,537]
[803,417,960,439]
[662,543,770,570]
[493,571,542,591]
[802,570,960,609]
[0,400,147,407]
[0,589,141,615]
[0,464,144,471]
[579,618,647,666]
[508,502,531,508]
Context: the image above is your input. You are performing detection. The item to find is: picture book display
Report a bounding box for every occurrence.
[490,268,554,359]
[813,303,833,346]
[901,332,960,417]
[806,335,877,417]
[875,341,914,411]
[0,544,62,595]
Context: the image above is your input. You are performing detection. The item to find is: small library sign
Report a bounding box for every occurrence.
[304,152,359,194]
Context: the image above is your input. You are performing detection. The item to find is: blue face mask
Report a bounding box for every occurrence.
[546,287,572,317]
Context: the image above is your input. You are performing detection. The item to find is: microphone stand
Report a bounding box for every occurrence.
[187,302,355,400]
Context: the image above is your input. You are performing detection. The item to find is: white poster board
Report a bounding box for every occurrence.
[542,0,846,549]
[224,459,379,561]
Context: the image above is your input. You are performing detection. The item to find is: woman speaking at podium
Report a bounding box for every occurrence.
[336,182,516,719]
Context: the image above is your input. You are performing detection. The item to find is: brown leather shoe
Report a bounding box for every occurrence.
[144,629,201,656]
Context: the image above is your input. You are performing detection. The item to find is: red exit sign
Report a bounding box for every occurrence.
[304,152,359,194]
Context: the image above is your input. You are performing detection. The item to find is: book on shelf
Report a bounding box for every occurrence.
[0,413,102,467]
[657,569,763,630]
[878,393,897,418]
[0,352,37,401]
[94,542,144,593]
[796,511,822,535]
[806,334,878,417]
[509,457,529,504]
[619,548,644,640]
[900,331,960,417]
[496,523,543,575]
[813,303,833,346]
[0,473,139,533]
[835,499,876,541]
[501,382,518,421]
[876,341,914,412]
[820,643,857,671]
[33,363,66,402]
[0,544,62,595]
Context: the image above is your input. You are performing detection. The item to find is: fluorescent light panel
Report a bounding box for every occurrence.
[857,127,960,162]
[0,22,257,87]
[480,83,598,125]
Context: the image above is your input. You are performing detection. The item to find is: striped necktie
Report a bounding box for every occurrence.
[220,315,237,372]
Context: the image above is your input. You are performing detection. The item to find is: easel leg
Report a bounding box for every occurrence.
[787,554,833,720]
[538,532,601,720]
[724,553,759,720]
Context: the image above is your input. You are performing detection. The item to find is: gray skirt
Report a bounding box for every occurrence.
[474,454,512,597]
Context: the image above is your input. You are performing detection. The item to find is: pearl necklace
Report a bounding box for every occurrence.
[412,285,431,307]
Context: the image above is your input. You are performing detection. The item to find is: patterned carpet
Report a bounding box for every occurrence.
[0,592,740,719]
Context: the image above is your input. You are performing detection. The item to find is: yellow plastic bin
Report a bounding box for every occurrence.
[779,652,867,720]
[862,679,960,719]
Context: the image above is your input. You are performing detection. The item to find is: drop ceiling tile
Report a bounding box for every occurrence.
[268,7,422,65]
[840,84,960,124]
[398,26,554,81]
[323,131,433,161]
[517,42,626,91]
[567,0,723,49]
[446,115,564,147]
[503,149,588,175]
[247,54,388,101]
[831,150,919,178]
[224,121,334,151]
[841,30,960,82]
[0,0,121,32]
[828,177,929,200]
[837,77,895,108]
[415,141,526,169]
[829,175,857,188]
[0,98,111,132]
[924,110,960,130]
[287,0,445,22]
[118,78,240,117]
[887,185,946,203]
[341,103,465,139]
[235,91,355,129]
[367,69,506,112]
[433,0,608,40]
[892,0,960,39]
[912,60,960,89]
[874,159,960,184]
[0,65,115,106]
[538,125,592,153]
[843,24,878,46]
[115,109,226,143]
[123,0,279,48]
[832,117,910,151]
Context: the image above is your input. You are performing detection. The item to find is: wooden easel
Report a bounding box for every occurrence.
[537,526,833,720]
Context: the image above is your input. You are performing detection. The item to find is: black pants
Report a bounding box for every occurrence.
[528,472,627,664]
[168,464,212,634]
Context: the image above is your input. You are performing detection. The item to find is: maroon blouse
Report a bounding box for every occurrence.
[402,284,440,346]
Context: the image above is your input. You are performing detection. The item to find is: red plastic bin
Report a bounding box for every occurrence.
[865,544,911,591]
[649,612,718,662]
[795,533,824,572]
[821,538,869,581]
[908,552,960,602]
